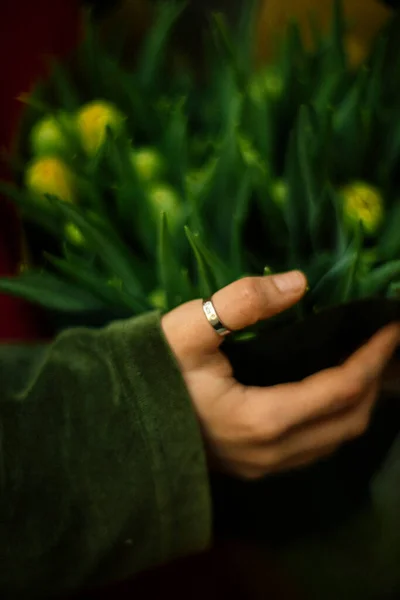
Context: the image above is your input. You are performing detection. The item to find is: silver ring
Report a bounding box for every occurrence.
[202,299,231,337]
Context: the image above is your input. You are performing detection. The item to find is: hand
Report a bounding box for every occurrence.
[162,272,400,480]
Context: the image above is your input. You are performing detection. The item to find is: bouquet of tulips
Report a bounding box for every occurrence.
[2,0,400,569]
[2,2,400,369]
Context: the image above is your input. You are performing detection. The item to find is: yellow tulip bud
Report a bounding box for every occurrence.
[65,222,85,246]
[76,100,125,155]
[25,157,76,204]
[341,182,384,235]
[130,148,164,182]
[148,184,181,227]
[149,288,167,310]
[30,114,74,156]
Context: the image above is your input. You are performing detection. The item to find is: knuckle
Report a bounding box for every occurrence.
[237,394,288,445]
[323,389,348,414]
[324,393,344,414]
[345,382,364,403]
[254,402,288,442]
[337,375,365,407]
[237,400,265,441]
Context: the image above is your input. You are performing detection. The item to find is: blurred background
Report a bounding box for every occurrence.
[89,0,394,68]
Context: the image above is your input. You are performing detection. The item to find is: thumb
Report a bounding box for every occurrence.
[162,271,307,357]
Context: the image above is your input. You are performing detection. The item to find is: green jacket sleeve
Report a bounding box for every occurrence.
[0,312,211,598]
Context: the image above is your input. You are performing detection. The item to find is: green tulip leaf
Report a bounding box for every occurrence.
[0,271,106,312]
[185,226,220,299]
[158,213,193,310]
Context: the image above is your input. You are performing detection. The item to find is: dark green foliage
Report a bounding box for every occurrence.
[2,1,400,342]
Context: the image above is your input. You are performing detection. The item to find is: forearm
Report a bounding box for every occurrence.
[0,312,211,597]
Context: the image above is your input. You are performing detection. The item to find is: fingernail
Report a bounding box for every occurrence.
[272,270,307,293]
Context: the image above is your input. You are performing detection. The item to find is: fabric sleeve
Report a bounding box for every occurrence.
[0,311,211,598]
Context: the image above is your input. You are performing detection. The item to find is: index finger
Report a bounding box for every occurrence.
[244,322,400,434]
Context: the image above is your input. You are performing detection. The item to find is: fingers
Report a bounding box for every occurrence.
[162,272,307,360]
[268,382,379,465]
[230,383,379,480]
[243,322,400,435]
